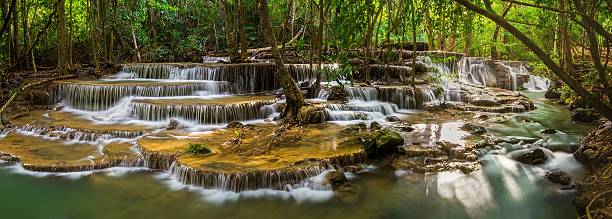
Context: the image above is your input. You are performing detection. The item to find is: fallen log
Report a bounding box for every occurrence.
[0,74,76,122]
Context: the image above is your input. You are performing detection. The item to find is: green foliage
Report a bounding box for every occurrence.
[185,143,212,155]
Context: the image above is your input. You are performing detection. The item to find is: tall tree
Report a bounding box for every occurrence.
[57,0,70,74]
[257,0,305,119]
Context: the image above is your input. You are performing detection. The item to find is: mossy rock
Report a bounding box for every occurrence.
[185,143,212,155]
[297,105,328,124]
[362,129,404,158]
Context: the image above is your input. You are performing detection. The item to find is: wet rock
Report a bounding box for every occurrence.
[297,105,328,124]
[369,121,382,130]
[571,108,599,123]
[544,81,561,99]
[540,128,557,134]
[512,148,548,164]
[226,121,245,128]
[385,116,401,122]
[545,170,571,185]
[362,129,404,158]
[324,170,348,189]
[574,120,611,169]
[166,119,181,130]
[326,86,348,102]
[376,130,404,151]
[460,123,487,135]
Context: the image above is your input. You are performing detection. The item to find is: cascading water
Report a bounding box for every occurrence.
[523,75,550,91]
[458,57,497,87]
[59,82,231,111]
[131,99,277,124]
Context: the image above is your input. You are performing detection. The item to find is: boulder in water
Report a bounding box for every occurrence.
[297,105,328,124]
[326,86,348,102]
[545,170,571,185]
[369,121,382,130]
[324,170,348,189]
[544,81,562,99]
[512,148,548,164]
[227,121,245,128]
[362,129,404,158]
[385,116,401,122]
[571,108,599,123]
[167,119,182,130]
[376,129,404,150]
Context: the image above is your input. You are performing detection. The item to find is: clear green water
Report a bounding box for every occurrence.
[0,92,590,219]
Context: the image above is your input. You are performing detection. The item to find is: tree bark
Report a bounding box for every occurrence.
[238,0,248,60]
[0,0,16,38]
[257,0,304,119]
[220,0,239,62]
[452,0,612,121]
[58,0,69,74]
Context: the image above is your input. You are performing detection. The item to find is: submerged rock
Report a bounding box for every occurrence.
[545,170,571,185]
[512,148,548,164]
[571,108,599,123]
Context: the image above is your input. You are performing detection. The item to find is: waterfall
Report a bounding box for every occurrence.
[131,99,277,124]
[422,88,437,103]
[58,82,231,111]
[120,63,334,93]
[458,58,496,87]
[345,87,378,101]
[523,75,550,91]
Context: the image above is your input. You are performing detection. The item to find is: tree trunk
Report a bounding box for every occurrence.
[238,0,248,60]
[464,11,473,56]
[220,1,239,62]
[411,0,417,86]
[257,0,304,119]
[10,0,18,67]
[57,0,70,74]
[452,0,612,121]
[0,0,17,38]
[21,0,30,68]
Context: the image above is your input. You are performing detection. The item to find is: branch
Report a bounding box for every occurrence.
[452,0,612,120]
[500,0,612,41]
[0,74,76,117]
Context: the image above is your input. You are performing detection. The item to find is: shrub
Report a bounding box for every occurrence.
[185,143,212,155]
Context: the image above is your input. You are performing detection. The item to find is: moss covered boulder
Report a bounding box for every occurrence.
[362,129,404,158]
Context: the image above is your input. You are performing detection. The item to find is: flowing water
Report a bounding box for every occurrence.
[0,60,589,218]
[0,91,590,219]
